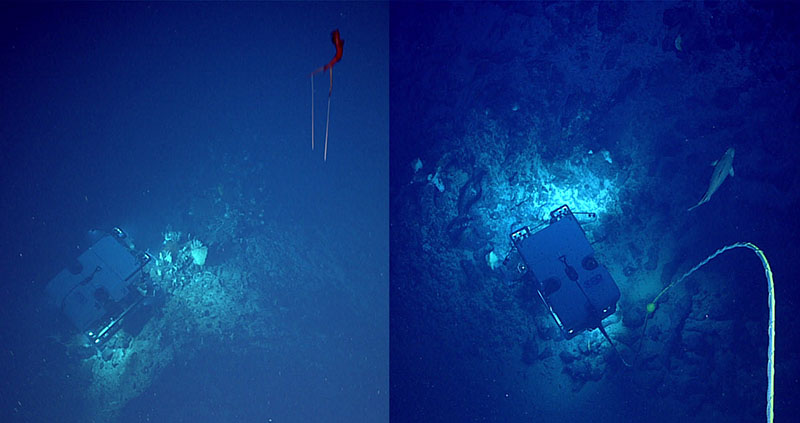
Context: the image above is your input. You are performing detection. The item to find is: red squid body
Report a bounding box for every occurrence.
[312,29,344,76]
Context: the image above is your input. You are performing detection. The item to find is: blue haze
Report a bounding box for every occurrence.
[0,2,387,422]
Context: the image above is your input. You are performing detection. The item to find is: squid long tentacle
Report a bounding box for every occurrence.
[324,68,332,162]
[311,29,342,162]
[311,75,315,151]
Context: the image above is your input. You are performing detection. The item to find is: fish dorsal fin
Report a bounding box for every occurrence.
[729,165,734,177]
[711,160,718,166]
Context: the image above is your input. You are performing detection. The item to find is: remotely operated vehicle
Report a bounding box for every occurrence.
[507,205,777,418]
[510,205,621,342]
[45,227,156,347]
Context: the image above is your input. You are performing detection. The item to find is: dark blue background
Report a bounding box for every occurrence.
[390,2,799,422]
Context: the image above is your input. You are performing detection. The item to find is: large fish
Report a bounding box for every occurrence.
[688,147,735,211]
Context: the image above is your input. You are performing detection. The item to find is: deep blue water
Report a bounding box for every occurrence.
[390,2,799,423]
[2,1,799,423]
[1,2,387,422]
